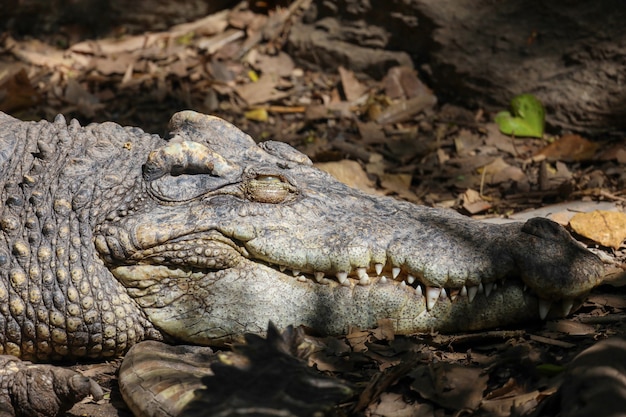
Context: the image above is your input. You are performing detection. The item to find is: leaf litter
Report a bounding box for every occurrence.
[1,2,626,416]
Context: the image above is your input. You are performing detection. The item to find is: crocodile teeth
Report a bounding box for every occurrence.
[538,299,552,320]
[426,287,441,310]
[400,280,406,287]
[356,268,370,285]
[407,275,416,285]
[467,286,479,302]
[440,288,448,300]
[297,276,307,283]
[375,263,383,276]
[484,282,494,297]
[279,265,286,272]
[392,267,401,279]
[379,276,388,284]
[314,272,324,282]
[357,267,368,279]
[416,285,423,297]
[460,286,468,297]
[562,299,574,316]
[336,272,349,286]
[292,270,300,277]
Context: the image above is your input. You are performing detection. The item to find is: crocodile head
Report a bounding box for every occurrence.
[94,111,604,345]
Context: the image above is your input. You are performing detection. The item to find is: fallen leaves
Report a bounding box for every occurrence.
[2,3,624,220]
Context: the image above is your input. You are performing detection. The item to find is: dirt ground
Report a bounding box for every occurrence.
[1,1,626,416]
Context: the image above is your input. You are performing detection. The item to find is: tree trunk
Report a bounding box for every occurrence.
[288,0,626,133]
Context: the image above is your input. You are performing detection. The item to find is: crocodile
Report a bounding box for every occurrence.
[0,110,603,416]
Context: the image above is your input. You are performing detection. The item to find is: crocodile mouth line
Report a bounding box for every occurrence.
[263,261,578,320]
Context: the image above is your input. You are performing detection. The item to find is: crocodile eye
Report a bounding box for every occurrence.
[245,175,295,203]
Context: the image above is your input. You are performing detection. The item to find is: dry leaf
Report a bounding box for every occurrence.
[410,362,488,411]
[380,173,411,189]
[481,390,542,416]
[234,74,290,105]
[596,143,626,163]
[569,210,626,249]
[356,121,386,144]
[375,94,437,125]
[370,392,433,417]
[382,66,428,99]
[246,50,295,77]
[536,134,599,162]
[462,189,492,214]
[64,78,103,118]
[338,66,368,102]
[371,319,395,342]
[484,123,519,156]
[379,173,415,200]
[315,160,382,195]
[454,129,483,156]
[0,68,40,112]
[479,157,526,184]
[345,329,370,352]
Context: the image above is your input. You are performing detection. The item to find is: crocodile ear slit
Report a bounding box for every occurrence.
[142,141,238,181]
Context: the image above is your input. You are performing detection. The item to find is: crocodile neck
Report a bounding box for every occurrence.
[0,114,163,361]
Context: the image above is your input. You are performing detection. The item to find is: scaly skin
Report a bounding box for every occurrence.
[0,110,603,415]
[0,110,604,357]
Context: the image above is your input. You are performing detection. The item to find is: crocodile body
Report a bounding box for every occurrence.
[0,110,603,416]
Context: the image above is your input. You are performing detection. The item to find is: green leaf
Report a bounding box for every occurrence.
[495,94,545,138]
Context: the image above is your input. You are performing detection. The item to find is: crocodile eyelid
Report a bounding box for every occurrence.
[142,141,237,181]
[256,175,282,182]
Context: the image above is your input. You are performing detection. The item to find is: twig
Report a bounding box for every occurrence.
[576,314,626,325]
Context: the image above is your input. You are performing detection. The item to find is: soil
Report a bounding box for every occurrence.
[1,1,625,416]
